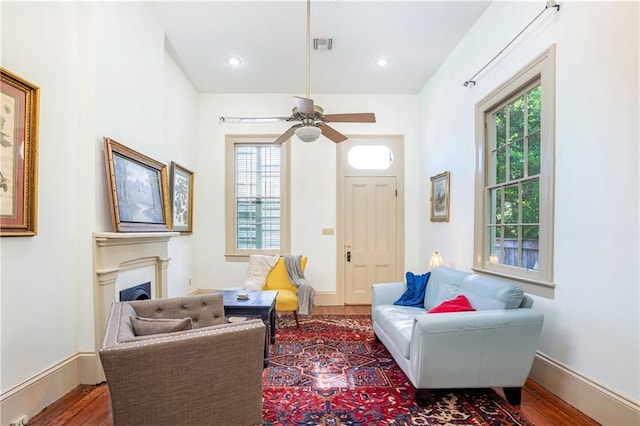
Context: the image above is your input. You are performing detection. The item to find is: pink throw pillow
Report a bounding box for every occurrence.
[428,294,476,314]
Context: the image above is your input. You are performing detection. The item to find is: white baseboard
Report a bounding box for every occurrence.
[314,291,341,306]
[79,352,104,384]
[189,288,215,295]
[0,352,94,425]
[530,352,640,425]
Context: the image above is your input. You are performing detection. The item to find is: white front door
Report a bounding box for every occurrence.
[337,135,404,306]
[344,176,398,304]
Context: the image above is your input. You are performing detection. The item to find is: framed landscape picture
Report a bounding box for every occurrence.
[103,137,171,232]
[0,68,40,236]
[430,171,450,222]
[170,161,194,234]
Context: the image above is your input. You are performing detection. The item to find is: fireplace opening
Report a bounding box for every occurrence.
[120,282,152,301]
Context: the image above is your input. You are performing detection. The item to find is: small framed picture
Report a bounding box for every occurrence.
[170,161,194,234]
[103,137,171,232]
[1,68,40,236]
[430,171,450,222]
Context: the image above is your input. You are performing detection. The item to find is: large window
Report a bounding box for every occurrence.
[225,135,290,258]
[474,45,555,296]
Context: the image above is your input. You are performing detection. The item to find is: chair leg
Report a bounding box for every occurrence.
[293,311,299,328]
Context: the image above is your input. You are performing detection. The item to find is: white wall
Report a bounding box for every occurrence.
[164,52,199,297]
[1,0,83,394]
[1,2,199,422]
[90,0,199,323]
[193,94,422,294]
[419,0,639,408]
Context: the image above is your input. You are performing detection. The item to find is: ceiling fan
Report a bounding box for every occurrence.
[218,0,376,144]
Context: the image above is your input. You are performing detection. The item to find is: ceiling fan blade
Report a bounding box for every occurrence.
[273,124,302,144]
[294,96,315,115]
[320,124,348,143]
[219,116,291,123]
[323,113,376,123]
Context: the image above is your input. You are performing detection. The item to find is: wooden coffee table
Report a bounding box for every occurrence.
[219,289,277,367]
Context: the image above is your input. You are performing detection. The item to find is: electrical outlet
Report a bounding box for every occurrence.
[10,414,28,426]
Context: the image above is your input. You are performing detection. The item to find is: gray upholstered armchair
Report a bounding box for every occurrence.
[99,293,265,426]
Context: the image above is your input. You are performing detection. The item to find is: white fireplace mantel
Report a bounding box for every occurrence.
[89,231,179,383]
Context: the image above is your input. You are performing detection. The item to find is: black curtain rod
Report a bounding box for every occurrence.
[463,0,561,87]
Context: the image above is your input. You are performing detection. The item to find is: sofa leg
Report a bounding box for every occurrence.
[503,387,522,405]
[415,389,432,405]
[293,311,299,328]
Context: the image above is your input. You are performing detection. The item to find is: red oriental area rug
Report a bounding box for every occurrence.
[262,315,533,426]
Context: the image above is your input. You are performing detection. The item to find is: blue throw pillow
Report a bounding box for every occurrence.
[394,271,431,308]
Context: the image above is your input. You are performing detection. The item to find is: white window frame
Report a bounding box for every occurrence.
[473,45,556,297]
[225,135,290,259]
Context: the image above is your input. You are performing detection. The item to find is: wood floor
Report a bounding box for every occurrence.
[28,305,599,426]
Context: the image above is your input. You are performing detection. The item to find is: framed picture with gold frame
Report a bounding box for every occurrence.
[430,171,450,222]
[170,161,194,234]
[0,68,40,236]
[103,137,171,232]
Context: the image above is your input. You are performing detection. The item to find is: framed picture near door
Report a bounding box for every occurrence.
[430,171,450,222]
[0,68,40,236]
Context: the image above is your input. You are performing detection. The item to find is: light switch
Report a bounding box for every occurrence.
[322,228,335,235]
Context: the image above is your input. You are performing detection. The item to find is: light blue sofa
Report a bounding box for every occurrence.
[371,266,544,405]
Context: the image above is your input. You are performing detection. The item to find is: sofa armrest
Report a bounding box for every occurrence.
[371,282,406,312]
[413,308,543,333]
[409,308,544,389]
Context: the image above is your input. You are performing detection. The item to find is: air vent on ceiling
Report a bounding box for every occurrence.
[313,38,333,51]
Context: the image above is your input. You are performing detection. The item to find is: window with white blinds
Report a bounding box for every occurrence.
[235,144,281,249]
[225,135,290,257]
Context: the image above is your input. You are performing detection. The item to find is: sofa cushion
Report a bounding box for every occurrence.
[428,294,476,314]
[130,316,193,336]
[460,274,524,310]
[423,267,470,311]
[394,271,430,307]
[373,305,425,359]
[130,294,224,328]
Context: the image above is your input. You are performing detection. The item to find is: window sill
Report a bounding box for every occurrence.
[224,252,282,262]
[471,267,555,299]
[224,254,250,262]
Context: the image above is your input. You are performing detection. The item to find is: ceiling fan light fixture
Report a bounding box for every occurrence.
[295,125,322,142]
[219,0,376,145]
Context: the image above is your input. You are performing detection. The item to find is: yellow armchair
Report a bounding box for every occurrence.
[263,256,308,327]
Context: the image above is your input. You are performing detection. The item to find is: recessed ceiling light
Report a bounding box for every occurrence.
[376,58,389,67]
[226,57,242,66]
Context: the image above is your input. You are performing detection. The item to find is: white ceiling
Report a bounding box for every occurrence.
[148,1,491,95]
